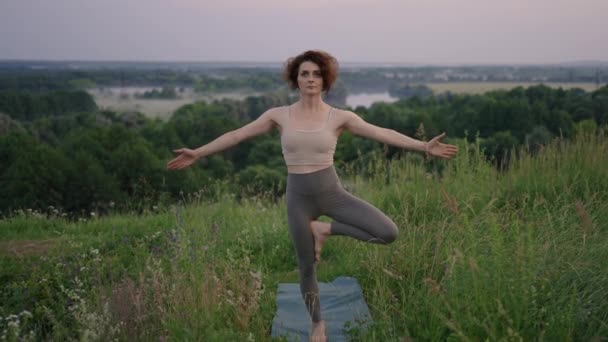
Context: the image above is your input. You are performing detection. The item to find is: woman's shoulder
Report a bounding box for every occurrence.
[258,106,290,126]
[330,107,358,122]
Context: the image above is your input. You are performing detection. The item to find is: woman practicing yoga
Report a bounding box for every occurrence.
[167,50,458,341]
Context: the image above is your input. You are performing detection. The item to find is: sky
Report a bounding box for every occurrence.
[1,0,607,65]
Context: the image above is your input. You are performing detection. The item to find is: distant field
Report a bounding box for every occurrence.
[89,87,256,120]
[89,82,600,118]
[428,82,599,94]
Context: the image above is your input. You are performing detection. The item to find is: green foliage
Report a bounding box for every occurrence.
[1,83,608,215]
[1,133,607,340]
[0,90,97,121]
[236,165,286,198]
[1,144,71,210]
[525,125,553,153]
[481,131,519,169]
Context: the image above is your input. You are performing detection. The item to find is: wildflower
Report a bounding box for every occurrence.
[382,268,403,280]
[249,270,262,281]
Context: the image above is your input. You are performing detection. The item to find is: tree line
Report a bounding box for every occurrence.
[0,84,606,216]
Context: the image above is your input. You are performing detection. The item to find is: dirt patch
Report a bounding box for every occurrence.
[0,239,60,257]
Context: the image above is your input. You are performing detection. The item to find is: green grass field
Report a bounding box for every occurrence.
[1,132,607,341]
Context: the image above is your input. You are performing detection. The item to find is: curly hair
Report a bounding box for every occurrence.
[283,50,339,93]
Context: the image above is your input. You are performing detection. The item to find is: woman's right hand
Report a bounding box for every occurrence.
[167,148,199,170]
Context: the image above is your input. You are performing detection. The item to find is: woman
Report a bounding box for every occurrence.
[167,50,458,341]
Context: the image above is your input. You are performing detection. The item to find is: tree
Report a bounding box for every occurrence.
[481,131,519,170]
[1,144,70,211]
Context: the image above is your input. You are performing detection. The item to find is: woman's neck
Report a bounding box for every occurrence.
[296,94,327,113]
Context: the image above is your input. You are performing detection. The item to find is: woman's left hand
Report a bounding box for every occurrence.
[425,133,458,159]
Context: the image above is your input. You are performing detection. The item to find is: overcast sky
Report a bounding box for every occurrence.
[1,0,607,65]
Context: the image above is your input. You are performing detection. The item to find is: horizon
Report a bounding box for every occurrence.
[2,58,608,68]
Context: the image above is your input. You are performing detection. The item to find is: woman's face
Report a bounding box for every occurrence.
[297,61,323,95]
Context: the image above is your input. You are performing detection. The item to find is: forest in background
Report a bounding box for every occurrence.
[0,65,607,216]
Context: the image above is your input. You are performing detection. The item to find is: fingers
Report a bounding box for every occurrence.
[168,148,191,170]
[443,143,458,153]
[429,143,458,159]
[167,156,188,170]
[439,144,458,159]
[167,162,188,170]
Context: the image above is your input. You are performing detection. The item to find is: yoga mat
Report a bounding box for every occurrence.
[271,276,372,341]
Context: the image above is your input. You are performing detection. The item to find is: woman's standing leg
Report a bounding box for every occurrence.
[286,189,323,323]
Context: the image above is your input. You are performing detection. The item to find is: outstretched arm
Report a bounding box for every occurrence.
[167,109,277,170]
[342,110,457,159]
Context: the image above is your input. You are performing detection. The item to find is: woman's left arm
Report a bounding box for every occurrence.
[342,110,458,159]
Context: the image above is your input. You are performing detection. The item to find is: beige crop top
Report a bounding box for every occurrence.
[280,106,338,166]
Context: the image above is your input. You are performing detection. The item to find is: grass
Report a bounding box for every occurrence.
[1,131,607,341]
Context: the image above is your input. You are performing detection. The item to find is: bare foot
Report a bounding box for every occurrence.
[310,221,331,263]
[310,320,327,342]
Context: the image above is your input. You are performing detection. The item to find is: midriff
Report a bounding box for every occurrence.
[287,164,333,174]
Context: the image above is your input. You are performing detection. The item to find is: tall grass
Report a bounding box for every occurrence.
[1,131,606,341]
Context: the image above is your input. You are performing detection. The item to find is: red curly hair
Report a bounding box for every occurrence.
[283,50,339,93]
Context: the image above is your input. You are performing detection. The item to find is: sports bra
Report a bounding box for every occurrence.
[280,105,338,166]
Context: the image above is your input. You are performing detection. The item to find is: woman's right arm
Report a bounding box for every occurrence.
[167,108,279,170]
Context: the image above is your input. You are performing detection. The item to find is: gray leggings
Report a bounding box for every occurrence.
[286,165,399,323]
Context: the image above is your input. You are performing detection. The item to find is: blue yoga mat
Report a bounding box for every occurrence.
[271,277,372,341]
